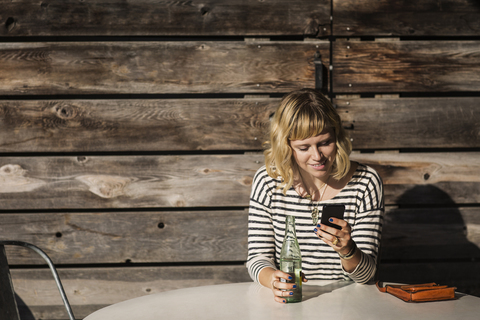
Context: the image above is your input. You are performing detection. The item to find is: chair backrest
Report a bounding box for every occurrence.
[0,241,75,320]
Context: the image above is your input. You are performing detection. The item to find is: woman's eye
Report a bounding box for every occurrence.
[320,140,331,146]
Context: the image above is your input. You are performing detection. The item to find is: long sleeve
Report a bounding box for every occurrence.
[246,168,277,283]
[343,168,384,283]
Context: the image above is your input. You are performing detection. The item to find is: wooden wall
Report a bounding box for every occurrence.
[0,1,479,319]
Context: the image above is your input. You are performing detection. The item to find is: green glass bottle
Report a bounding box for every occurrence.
[279,215,302,303]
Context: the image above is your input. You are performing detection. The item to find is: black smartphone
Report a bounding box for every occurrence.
[321,204,345,230]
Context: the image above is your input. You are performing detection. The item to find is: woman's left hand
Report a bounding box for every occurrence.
[313,218,353,256]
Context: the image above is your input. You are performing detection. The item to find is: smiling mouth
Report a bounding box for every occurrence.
[311,160,326,168]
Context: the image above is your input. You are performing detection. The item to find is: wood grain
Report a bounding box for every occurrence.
[4,96,479,153]
[334,97,480,149]
[1,210,248,265]
[0,0,331,37]
[0,154,264,210]
[350,152,480,205]
[1,205,479,265]
[1,152,480,209]
[333,0,480,36]
[333,41,480,93]
[0,41,328,95]
[381,207,480,261]
[0,98,278,152]
[10,265,251,319]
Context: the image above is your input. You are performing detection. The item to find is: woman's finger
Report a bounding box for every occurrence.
[273,286,295,297]
[271,281,296,303]
[327,217,350,231]
[314,223,341,238]
[274,296,288,304]
[315,219,352,239]
[271,279,292,290]
[315,223,353,250]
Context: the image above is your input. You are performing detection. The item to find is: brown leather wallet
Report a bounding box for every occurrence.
[376,281,456,302]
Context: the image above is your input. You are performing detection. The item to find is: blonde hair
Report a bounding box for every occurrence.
[264,89,352,194]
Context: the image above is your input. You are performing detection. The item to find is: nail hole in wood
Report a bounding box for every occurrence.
[5,17,15,31]
[201,7,209,15]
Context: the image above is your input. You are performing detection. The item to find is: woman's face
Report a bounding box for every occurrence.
[289,128,337,182]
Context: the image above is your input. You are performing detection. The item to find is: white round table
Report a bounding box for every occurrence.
[84,281,480,320]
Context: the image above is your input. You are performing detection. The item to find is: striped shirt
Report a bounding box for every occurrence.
[246,163,384,284]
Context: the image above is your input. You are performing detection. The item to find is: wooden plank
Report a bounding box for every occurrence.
[0,41,328,95]
[381,207,480,261]
[333,0,480,37]
[1,205,479,265]
[10,265,251,320]
[333,97,480,149]
[2,96,478,153]
[333,41,480,93]
[0,0,331,37]
[0,154,264,210]
[0,210,248,265]
[377,261,480,298]
[1,152,480,209]
[0,98,278,153]
[350,152,480,205]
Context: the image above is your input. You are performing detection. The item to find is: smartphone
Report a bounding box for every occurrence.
[321,204,345,230]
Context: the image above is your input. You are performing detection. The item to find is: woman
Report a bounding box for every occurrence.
[246,88,384,303]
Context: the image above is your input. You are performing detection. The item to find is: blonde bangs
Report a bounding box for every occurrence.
[289,108,327,141]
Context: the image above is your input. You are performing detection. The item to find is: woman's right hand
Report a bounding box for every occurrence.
[271,269,297,303]
[260,267,303,303]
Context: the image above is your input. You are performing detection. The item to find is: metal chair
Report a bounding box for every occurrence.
[0,240,75,320]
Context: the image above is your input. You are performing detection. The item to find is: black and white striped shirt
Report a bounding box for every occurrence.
[246,163,384,284]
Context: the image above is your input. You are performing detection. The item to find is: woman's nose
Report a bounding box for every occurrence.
[311,148,322,160]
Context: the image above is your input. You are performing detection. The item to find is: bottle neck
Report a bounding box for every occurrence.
[284,215,297,239]
[281,215,301,261]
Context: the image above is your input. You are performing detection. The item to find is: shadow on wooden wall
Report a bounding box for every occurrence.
[378,185,480,297]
